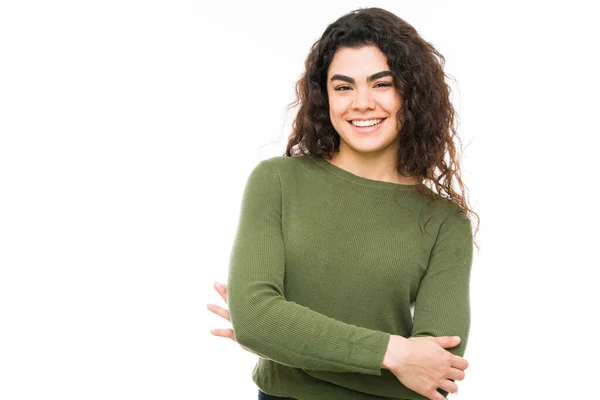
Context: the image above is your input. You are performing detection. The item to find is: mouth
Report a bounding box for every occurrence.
[348,118,385,127]
[347,118,386,133]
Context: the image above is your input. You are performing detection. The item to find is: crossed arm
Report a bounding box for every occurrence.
[210,160,473,399]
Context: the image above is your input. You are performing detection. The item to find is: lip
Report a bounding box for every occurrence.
[347,117,386,122]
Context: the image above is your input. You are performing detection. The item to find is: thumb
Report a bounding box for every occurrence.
[434,336,461,348]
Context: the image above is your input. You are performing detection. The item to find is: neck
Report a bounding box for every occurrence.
[329,149,420,185]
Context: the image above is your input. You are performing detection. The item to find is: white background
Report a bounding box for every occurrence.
[1,1,598,399]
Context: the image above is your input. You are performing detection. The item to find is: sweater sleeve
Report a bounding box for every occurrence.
[410,209,474,359]
[226,159,390,375]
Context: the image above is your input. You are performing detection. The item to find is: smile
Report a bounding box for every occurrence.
[349,118,384,127]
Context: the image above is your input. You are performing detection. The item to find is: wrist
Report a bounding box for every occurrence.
[381,335,408,370]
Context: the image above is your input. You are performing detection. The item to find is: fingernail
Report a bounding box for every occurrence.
[454,336,461,341]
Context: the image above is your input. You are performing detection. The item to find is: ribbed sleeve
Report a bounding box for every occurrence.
[410,209,473,358]
[227,160,391,375]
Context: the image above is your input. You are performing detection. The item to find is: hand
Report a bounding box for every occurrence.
[382,335,468,400]
[206,281,254,354]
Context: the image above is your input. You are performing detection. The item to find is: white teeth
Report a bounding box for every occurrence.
[351,119,383,127]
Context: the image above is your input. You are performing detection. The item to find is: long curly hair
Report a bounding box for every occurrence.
[283,7,480,251]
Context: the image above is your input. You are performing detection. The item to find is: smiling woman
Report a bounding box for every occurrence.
[209,6,480,400]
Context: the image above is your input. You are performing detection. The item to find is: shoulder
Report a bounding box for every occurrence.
[260,155,313,168]
[418,193,472,239]
[254,155,317,178]
[433,201,473,253]
[244,155,316,190]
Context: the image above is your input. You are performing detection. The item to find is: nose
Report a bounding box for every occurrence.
[351,87,376,111]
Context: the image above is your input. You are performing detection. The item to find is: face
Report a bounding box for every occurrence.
[326,45,403,159]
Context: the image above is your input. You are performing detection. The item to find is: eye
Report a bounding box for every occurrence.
[334,85,351,91]
[375,82,392,88]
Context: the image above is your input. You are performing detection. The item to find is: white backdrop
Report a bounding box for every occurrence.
[1,1,598,399]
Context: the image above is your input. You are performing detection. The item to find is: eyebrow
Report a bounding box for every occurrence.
[330,70,393,84]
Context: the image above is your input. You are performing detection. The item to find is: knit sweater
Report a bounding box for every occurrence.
[226,155,473,400]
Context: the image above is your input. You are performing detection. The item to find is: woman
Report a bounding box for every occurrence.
[207,7,479,400]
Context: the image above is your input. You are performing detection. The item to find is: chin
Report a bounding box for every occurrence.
[347,143,394,154]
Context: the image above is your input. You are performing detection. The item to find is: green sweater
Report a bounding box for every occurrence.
[227,155,473,400]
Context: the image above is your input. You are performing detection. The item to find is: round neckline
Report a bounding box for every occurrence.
[311,156,420,190]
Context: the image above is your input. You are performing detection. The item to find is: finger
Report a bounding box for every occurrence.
[438,379,458,395]
[209,328,235,341]
[451,354,469,370]
[447,366,466,382]
[427,390,446,400]
[213,282,228,304]
[206,303,231,321]
[435,335,461,349]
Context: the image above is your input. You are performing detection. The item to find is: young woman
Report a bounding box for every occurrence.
[207,7,479,400]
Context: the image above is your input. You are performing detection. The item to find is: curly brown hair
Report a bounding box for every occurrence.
[283,7,480,251]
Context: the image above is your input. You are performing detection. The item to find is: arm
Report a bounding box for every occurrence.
[226,160,390,375]
[411,209,473,355]
[410,209,474,396]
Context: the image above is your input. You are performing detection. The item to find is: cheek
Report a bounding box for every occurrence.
[380,93,402,112]
[328,99,348,120]
[329,110,345,132]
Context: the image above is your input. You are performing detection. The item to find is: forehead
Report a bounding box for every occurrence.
[327,45,390,78]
